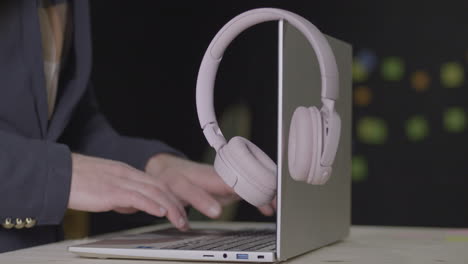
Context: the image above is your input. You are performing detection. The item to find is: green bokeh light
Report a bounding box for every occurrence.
[381,57,405,81]
[357,117,388,145]
[352,59,368,82]
[440,62,465,88]
[352,156,368,182]
[406,115,429,142]
[444,107,466,133]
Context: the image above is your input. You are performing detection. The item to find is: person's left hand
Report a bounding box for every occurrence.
[145,154,276,219]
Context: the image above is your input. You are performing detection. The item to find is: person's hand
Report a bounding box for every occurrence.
[145,154,276,218]
[68,153,189,230]
[257,196,277,217]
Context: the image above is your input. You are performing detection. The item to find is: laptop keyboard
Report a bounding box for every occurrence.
[161,229,276,251]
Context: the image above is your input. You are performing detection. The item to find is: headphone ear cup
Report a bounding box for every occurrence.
[214,137,277,206]
[288,106,322,184]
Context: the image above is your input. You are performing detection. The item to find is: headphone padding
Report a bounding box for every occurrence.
[288,107,314,181]
[215,137,277,206]
[214,151,239,188]
[288,107,322,184]
[307,108,323,184]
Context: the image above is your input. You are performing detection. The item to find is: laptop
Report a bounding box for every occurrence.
[68,20,352,263]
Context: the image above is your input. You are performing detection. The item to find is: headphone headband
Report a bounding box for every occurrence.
[196,8,339,150]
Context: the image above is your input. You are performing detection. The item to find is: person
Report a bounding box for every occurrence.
[0,0,274,253]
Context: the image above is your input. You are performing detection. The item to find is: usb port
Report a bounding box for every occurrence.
[258,255,265,259]
[236,254,248,259]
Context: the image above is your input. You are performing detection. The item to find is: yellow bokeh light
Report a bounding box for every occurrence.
[381,57,405,81]
[352,59,368,83]
[440,62,465,88]
[357,117,388,145]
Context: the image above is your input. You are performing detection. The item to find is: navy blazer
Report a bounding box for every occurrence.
[0,0,180,252]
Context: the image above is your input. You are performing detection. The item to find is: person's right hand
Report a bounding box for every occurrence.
[67,153,189,231]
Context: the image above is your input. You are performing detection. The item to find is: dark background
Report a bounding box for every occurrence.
[87,0,468,233]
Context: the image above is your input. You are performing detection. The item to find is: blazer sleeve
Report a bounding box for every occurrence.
[59,83,184,171]
[0,130,72,226]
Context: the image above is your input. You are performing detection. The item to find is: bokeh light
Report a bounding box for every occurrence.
[410,70,430,92]
[356,49,378,73]
[357,117,388,145]
[443,107,466,133]
[405,115,429,142]
[354,86,372,107]
[352,59,368,82]
[381,57,405,81]
[440,62,464,88]
[352,155,368,182]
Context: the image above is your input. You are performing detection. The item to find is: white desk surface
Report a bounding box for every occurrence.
[1,222,467,264]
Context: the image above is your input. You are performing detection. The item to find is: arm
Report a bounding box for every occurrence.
[0,130,71,227]
[0,128,189,230]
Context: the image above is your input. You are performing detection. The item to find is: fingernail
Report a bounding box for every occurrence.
[209,205,221,218]
[159,207,167,215]
[178,218,186,228]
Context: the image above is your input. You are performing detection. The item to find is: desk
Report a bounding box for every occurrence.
[1,223,467,263]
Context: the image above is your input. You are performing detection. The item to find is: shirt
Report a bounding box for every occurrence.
[38,0,70,119]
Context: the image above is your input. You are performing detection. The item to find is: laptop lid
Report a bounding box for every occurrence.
[276,20,352,261]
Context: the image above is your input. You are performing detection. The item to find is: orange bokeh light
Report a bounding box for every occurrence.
[354,86,372,106]
[411,70,430,92]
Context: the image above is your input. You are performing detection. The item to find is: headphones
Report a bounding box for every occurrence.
[196,8,341,207]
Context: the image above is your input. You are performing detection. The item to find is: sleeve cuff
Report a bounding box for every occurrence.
[38,142,72,225]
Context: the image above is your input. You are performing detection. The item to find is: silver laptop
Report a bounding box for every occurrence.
[68,21,352,263]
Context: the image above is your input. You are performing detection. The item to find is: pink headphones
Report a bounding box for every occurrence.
[196,8,341,206]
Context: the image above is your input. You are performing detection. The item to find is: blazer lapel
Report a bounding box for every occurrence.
[22,0,48,137]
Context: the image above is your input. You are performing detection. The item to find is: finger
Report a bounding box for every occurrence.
[161,187,190,223]
[125,168,188,219]
[133,174,189,221]
[272,197,277,211]
[114,207,138,214]
[214,193,241,206]
[184,164,235,196]
[155,181,188,219]
[171,176,222,219]
[124,179,189,231]
[258,204,274,216]
[115,190,167,218]
[117,166,188,219]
